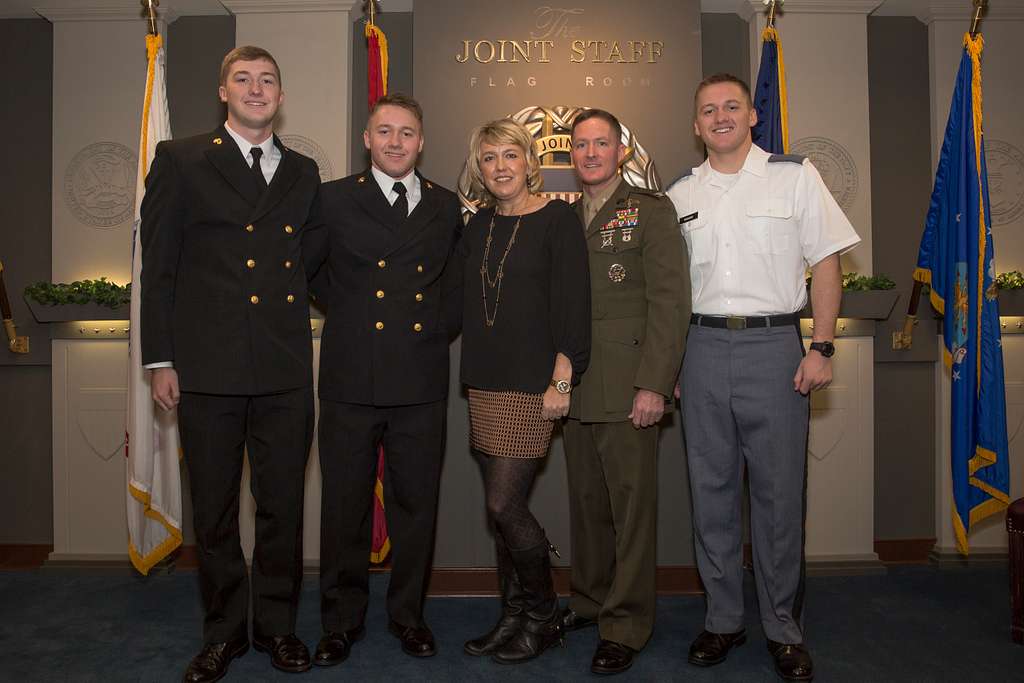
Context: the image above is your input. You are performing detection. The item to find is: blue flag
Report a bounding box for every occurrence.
[914,33,1010,555]
[751,27,788,154]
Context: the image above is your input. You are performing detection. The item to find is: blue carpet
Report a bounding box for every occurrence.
[0,565,1020,682]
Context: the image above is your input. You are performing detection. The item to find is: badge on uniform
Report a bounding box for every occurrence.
[608,263,626,283]
[679,212,698,224]
[602,207,640,246]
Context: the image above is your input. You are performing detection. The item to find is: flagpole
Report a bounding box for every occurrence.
[970,0,987,37]
[765,0,779,28]
[894,0,986,351]
[142,0,159,36]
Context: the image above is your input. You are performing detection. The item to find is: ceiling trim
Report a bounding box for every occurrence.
[221,0,360,13]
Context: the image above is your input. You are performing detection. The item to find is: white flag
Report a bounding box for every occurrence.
[127,33,181,575]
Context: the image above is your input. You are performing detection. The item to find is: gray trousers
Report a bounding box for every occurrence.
[681,323,808,644]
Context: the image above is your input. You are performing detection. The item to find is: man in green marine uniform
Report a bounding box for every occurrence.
[561,108,691,675]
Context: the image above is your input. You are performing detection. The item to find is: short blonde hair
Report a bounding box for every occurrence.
[466,119,543,207]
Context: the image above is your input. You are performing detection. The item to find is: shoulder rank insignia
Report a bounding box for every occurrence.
[767,153,807,164]
[665,168,694,191]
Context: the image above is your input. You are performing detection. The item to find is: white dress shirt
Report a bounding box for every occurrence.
[666,144,861,316]
[371,165,421,216]
[223,121,281,185]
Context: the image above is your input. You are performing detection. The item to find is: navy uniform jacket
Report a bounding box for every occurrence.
[140,126,322,395]
[305,170,463,406]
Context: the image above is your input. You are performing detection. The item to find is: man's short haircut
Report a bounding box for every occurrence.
[466,118,543,207]
[220,45,281,86]
[368,93,424,126]
[694,72,752,108]
[571,108,623,143]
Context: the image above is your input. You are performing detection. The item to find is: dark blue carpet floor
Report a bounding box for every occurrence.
[0,564,1021,682]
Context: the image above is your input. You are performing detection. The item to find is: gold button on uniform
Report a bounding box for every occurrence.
[378,259,386,269]
[416,264,424,273]
[286,294,295,303]
[246,259,256,269]
[415,293,423,302]
[245,224,254,232]
[284,260,292,269]
[376,290,385,299]
[375,321,384,330]
[284,225,294,234]
[413,323,423,332]
[250,295,260,304]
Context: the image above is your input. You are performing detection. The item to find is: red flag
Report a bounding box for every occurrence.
[366,17,391,564]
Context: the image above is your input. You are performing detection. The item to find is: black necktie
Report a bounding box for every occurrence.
[250,146,268,192]
[392,181,408,223]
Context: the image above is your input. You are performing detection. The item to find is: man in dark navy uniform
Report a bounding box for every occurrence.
[304,93,462,665]
[141,45,321,683]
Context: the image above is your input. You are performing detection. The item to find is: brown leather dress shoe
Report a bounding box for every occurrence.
[252,633,312,673]
[314,625,366,667]
[182,637,248,683]
[591,639,635,675]
[388,619,437,657]
[559,606,597,632]
[687,629,747,667]
[767,640,814,681]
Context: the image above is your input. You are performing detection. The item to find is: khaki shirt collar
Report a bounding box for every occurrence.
[581,176,623,228]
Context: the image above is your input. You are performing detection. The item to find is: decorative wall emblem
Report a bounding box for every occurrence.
[458,105,659,213]
[280,134,334,183]
[986,139,1024,227]
[791,136,858,213]
[64,142,137,228]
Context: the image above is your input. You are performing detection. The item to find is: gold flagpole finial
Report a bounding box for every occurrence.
[764,0,783,28]
[141,0,159,36]
[970,0,987,37]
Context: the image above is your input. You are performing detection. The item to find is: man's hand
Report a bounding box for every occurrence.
[541,386,570,421]
[674,382,681,400]
[793,351,832,395]
[151,367,180,411]
[629,388,665,428]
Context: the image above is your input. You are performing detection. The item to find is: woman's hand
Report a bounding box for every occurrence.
[541,385,570,420]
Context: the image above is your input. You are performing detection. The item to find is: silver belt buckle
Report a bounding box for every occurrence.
[726,316,747,330]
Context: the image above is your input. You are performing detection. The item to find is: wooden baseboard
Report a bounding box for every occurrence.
[0,544,53,569]
[874,538,936,564]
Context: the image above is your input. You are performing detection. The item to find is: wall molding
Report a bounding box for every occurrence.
[917,2,1024,24]
[34,5,181,22]
[744,0,882,16]
[221,0,360,13]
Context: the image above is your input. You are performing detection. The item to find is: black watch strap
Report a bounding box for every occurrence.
[809,341,835,358]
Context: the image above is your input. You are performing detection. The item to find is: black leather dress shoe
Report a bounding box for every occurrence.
[687,629,747,667]
[559,607,596,632]
[182,637,248,683]
[252,633,312,673]
[314,625,366,667]
[388,619,437,657]
[767,640,814,681]
[591,640,635,675]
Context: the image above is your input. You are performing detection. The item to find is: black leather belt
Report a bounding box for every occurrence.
[690,313,799,330]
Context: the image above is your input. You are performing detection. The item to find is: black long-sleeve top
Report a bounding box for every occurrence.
[459,199,591,394]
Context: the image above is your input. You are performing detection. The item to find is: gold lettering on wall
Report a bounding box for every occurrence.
[461,38,664,64]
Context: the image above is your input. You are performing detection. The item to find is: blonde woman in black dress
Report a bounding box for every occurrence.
[459,118,591,664]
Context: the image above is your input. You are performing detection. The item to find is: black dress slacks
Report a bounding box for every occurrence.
[318,398,446,632]
[177,387,314,643]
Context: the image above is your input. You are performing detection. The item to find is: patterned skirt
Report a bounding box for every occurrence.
[467,388,554,458]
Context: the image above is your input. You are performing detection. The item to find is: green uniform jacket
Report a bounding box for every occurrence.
[569,181,691,423]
